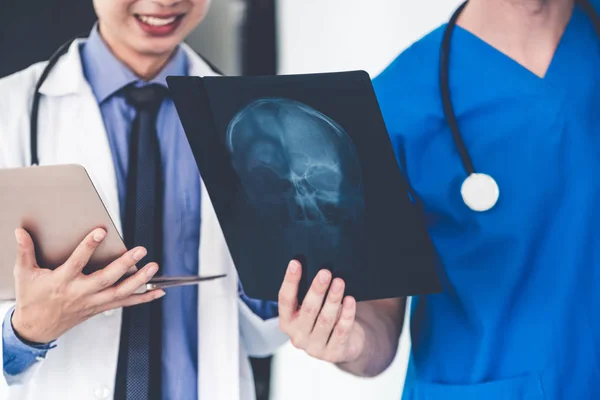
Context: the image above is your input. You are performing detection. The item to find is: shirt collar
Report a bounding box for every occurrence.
[80,24,188,104]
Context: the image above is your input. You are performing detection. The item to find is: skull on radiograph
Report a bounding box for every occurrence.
[225,98,364,229]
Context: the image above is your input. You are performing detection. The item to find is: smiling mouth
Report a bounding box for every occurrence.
[135,14,184,27]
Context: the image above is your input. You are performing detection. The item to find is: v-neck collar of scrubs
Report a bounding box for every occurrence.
[451,2,597,94]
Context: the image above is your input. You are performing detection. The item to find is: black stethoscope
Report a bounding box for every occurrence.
[28,32,223,166]
[441,0,600,212]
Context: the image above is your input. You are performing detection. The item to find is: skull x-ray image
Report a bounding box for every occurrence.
[226,98,366,286]
[226,98,364,226]
[168,72,442,302]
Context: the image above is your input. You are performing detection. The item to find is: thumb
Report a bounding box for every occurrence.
[14,228,38,270]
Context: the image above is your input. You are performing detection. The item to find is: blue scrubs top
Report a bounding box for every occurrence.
[373,2,600,399]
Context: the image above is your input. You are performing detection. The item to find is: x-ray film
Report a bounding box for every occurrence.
[167,71,442,302]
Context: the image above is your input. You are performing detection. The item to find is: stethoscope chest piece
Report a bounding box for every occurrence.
[461,173,499,212]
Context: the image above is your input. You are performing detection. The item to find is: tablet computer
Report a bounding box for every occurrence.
[0,164,224,300]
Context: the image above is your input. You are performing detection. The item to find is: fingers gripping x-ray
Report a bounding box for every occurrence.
[226,98,364,227]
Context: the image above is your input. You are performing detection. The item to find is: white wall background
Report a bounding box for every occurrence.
[276,0,463,78]
[186,0,247,75]
[270,1,462,399]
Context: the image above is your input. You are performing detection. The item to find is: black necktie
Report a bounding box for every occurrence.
[115,83,168,400]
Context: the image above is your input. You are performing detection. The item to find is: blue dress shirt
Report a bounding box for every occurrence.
[2,26,277,399]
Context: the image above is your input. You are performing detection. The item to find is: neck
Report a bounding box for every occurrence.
[458,0,575,77]
[97,24,174,80]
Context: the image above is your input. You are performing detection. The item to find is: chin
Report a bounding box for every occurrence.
[135,39,182,57]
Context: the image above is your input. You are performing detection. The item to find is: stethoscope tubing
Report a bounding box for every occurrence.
[28,33,223,166]
[440,0,599,178]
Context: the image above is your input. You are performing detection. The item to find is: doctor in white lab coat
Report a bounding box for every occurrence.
[0,1,288,399]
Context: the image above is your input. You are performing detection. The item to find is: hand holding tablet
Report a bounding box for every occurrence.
[0,164,225,302]
[11,226,164,344]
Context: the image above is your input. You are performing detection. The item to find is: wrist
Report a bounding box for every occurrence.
[11,308,52,346]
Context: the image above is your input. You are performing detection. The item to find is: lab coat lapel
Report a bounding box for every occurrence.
[38,39,122,234]
[34,39,124,398]
[185,45,243,400]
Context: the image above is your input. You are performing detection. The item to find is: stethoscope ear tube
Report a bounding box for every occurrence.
[578,0,600,38]
[439,0,474,176]
[30,33,87,166]
[440,1,500,211]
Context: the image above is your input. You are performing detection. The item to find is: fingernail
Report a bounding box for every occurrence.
[332,279,344,294]
[133,248,147,261]
[14,230,22,245]
[93,230,106,242]
[146,264,158,278]
[156,290,166,298]
[319,270,330,284]
[288,261,299,274]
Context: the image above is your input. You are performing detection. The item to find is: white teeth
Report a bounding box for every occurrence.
[138,15,177,26]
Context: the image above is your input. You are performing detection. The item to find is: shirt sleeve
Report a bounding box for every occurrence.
[238,282,279,320]
[2,306,56,377]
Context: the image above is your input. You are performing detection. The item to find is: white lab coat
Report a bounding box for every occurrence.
[0,39,288,400]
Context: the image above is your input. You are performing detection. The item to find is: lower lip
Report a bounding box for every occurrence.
[136,16,183,36]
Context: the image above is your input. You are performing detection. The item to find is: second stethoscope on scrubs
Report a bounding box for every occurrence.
[441,0,600,212]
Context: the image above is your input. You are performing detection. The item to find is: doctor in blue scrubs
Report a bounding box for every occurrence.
[277,0,600,398]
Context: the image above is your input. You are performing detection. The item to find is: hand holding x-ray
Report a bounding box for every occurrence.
[277,260,365,365]
[277,259,406,377]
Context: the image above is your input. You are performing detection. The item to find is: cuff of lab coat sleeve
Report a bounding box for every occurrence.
[3,355,46,387]
[3,306,55,373]
[238,298,289,358]
[238,286,279,320]
[1,304,51,387]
